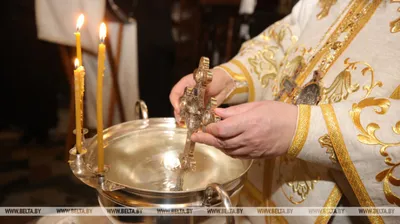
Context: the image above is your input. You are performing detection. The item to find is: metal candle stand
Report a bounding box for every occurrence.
[69,128,125,191]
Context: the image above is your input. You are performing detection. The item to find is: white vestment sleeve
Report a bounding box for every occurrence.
[215,0,318,104]
[287,83,400,223]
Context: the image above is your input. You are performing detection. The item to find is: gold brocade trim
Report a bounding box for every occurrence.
[390,0,400,33]
[320,104,384,224]
[217,65,249,102]
[317,0,338,20]
[318,134,338,164]
[314,185,342,224]
[349,98,400,206]
[390,85,400,99]
[224,87,249,102]
[276,0,356,103]
[287,105,311,159]
[295,0,382,88]
[218,65,247,82]
[231,59,255,102]
[317,0,382,75]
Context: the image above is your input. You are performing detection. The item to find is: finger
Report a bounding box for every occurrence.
[191,132,246,150]
[205,116,246,138]
[228,147,266,159]
[191,132,229,149]
[191,132,252,159]
[204,85,229,107]
[169,75,196,112]
[214,102,262,119]
[174,110,181,123]
[219,134,247,149]
[191,132,222,148]
[205,68,232,96]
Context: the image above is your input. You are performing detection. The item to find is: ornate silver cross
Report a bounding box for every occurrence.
[179,57,220,170]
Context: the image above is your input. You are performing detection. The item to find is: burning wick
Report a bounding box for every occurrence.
[76,14,84,31]
[99,22,107,43]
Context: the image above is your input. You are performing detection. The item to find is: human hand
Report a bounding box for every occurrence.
[191,101,298,159]
[169,68,235,121]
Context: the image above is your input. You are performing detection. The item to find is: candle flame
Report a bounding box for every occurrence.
[99,23,107,42]
[74,58,80,69]
[76,14,84,31]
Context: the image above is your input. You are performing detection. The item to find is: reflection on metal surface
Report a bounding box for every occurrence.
[163,151,181,170]
[135,100,148,119]
[103,124,246,192]
[70,118,252,193]
[69,117,252,224]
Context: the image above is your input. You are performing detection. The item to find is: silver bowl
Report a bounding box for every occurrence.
[69,114,252,223]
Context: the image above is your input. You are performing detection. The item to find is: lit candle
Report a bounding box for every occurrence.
[74,58,85,154]
[75,14,84,65]
[97,22,107,173]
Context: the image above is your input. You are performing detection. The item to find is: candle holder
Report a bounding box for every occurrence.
[69,129,124,191]
[69,147,124,191]
[73,128,89,152]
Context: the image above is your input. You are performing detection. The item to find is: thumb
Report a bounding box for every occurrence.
[215,102,261,119]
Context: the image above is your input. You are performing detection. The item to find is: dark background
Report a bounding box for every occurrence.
[1,0,297,223]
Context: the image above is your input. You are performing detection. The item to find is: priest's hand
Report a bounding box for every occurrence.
[191,101,298,159]
[169,68,235,121]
